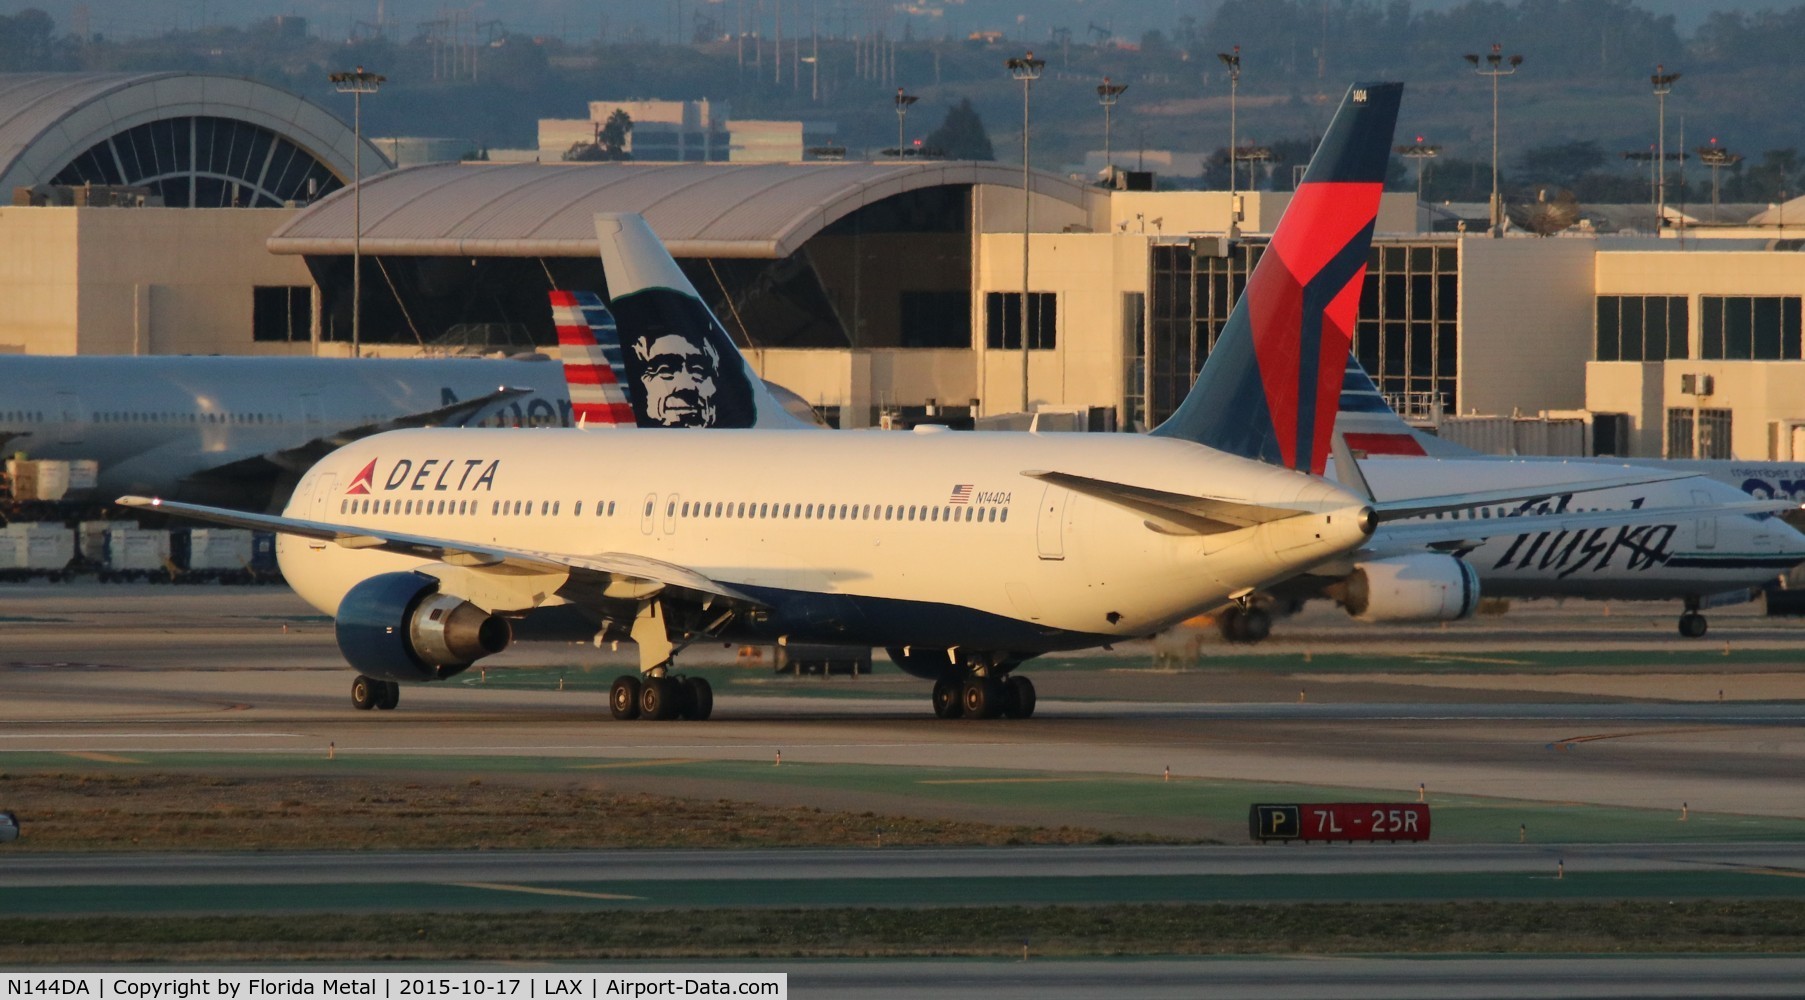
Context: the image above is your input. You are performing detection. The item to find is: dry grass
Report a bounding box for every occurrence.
[7,902,1805,963]
[0,771,1154,851]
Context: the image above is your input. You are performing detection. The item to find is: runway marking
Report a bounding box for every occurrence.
[1406,655,1533,666]
[62,751,144,764]
[917,778,1096,785]
[0,732,307,739]
[1547,727,1718,750]
[568,758,712,770]
[449,882,642,901]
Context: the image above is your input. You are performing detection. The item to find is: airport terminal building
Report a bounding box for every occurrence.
[6,73,1805,458]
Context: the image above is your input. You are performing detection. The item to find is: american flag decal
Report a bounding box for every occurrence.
[549,290,635,426]
[950,485,973,504]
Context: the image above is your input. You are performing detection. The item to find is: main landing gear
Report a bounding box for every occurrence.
[608,673,714,721]
[1218,604,1272,644]
[350,675,400,711]
[929,673,1036,720]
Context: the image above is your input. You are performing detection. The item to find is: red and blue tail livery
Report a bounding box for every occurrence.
[1151,82,1402,477]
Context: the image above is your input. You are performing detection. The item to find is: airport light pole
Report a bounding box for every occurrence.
[1651,65,1681,232]
[1396,138,1441,232]
[1096,76,1127,184]
[1217,46,1241,225]
[1463,43,1521,238]
[1007,51,1044,414]
[893,88,917,159]
[330,66,384,358]
[1698,140,1741,220]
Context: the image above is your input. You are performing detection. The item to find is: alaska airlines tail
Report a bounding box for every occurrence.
[1150,82,1403,476]
[548,290,636,427]
[592,213,816,430]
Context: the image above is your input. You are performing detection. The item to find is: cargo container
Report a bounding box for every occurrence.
[100,527,173,581]
[0,522,75,580]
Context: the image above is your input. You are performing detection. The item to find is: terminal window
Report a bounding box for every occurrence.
[1667,407,1733,459]
[1596,295,1687,361]
[985,292,1057,350]
[252,286,312,342]
[1700,295,1802,360]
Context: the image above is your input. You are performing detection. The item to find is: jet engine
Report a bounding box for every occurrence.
[334,572,512,682]
[1328,553,1480,623]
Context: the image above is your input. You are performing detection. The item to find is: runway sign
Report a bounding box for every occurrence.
[1249,802,1430,843]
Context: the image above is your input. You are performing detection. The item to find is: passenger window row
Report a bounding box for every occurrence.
[664,499,1007,524]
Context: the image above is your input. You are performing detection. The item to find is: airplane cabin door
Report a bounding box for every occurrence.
[663,494,681,535]
[640,493,657,535]
[310,474,338,520]
[1692,489,1718,549]
[1036,485,1067,560]
[55,391,84,444]
[300,393,324,429]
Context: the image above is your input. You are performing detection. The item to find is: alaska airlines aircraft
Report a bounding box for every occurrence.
[123,83,1760,721]
[1320,360,1805,639]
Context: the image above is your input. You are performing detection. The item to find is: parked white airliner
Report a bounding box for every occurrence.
[1315,360,1805,639]
[122,83,1773,720]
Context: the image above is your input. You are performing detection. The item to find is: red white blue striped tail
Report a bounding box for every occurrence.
[549,290,635,427]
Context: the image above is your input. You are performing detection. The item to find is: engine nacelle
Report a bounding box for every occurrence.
[334,571,512,683]
[1331,553,1479,623]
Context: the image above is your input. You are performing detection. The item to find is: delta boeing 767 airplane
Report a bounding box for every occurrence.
[123,83,1776,721]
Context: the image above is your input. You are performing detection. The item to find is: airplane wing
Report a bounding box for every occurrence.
[1363,470,1703,523]
[114,495,766,610]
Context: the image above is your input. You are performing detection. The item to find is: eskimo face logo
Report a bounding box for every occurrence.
[633,331,721,427]
[345,459,377,495]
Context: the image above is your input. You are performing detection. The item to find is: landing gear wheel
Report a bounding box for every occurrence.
[684,677,714,721]
[931,677,963,719]
[640,676,679,720]
[375,680,400,711]
[962,677,1004,720]
[1240,607,1272,643]
[350,675,378,711]
[1679,612,1708,639]
[1003,675,1037,719]
[610,675,643,720]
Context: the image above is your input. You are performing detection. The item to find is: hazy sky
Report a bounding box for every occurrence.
[2,1,1794,45]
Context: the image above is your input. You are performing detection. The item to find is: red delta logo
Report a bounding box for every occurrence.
[345,459,377,495]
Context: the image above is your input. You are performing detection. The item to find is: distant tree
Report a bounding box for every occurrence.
[925,98,993,161]
[565,108,633,162]
[599,108,633,158]
[0,9,61,71]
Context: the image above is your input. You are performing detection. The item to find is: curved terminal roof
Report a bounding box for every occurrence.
[267,160,1095,259]
[0,72,387,200]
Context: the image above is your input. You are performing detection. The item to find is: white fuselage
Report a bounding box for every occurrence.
[1357,457,1805,598]
[278,428,1372,651]
[0,355,574,500]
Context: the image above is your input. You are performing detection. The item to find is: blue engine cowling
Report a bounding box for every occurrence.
[335,571,512,683]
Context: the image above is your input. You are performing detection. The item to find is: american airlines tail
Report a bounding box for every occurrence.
[548,290,636,427]
[1151,81,1404,477]
[591,214,816,430]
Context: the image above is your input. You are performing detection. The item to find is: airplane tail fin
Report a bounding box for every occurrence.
[593,213,816,429]
[1334,356,1478,458]
[548,290,637,427]
[1149,82,1403,476]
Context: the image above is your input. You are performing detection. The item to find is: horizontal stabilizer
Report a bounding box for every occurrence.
[1023,470,1313,536]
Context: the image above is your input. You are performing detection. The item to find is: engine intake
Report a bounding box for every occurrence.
[1331,553,1479,623]
[335,572,512,683]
